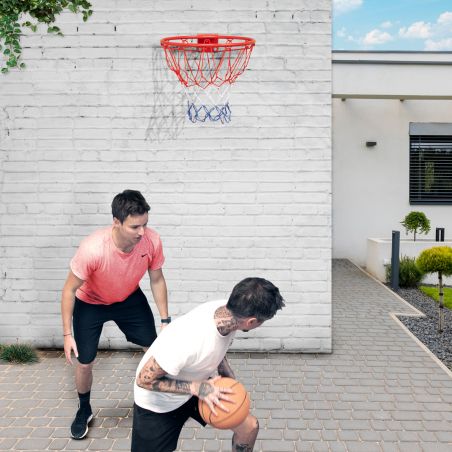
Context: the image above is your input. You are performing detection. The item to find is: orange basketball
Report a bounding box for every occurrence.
[198,377,250,429]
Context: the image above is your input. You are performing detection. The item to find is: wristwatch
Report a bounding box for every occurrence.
[161,317,171,324]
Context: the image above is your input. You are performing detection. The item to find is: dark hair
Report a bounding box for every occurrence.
[111,190,150,223]
[226,277,285,322]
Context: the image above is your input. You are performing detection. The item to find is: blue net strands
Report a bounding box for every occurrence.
[187,102,231,123]
[160,35,255,124]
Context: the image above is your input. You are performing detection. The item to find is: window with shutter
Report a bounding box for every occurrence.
[410,135,452,205]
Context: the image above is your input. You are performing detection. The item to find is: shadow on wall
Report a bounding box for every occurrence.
[0,107,9,144]
[146,47,186,143]
[0,107,10,190]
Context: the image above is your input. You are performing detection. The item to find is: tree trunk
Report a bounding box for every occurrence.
[438,271,444,333]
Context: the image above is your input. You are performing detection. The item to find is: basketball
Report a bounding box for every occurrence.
[198,377,250,429]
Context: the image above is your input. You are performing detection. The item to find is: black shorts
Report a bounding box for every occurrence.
[131,398,206,452]
[73,287,157,364]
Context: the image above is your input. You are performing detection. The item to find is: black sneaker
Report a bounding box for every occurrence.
[70,406,93,439]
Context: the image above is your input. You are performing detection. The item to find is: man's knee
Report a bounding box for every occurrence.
[233,414,259,435]
[77,361,94,373]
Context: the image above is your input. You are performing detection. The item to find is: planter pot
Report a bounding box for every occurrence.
[366,238,452,285]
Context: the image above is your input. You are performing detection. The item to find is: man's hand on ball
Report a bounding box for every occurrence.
[195,376,233,415]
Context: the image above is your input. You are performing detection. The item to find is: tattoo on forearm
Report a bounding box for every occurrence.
[137,356,191,395]
[148,377,191,394]
[175,380,191,392]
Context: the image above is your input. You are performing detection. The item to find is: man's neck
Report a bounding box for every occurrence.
[111,228,134,253]
[214,306,238,336]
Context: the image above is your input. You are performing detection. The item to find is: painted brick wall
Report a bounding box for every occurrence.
[0,0,332,352]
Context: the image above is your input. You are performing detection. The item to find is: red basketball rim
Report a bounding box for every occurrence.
[160,34,255,49]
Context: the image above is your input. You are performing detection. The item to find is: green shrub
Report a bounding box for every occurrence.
[416,246,452,332]
[417,246,452,275]
[0,343,39,364]
[401,211,431,241]
[385,255,425,287]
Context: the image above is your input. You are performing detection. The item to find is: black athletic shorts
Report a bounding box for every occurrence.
[131,398,206,452]
[73,287,157,364]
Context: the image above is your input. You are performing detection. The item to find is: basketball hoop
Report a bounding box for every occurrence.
[160,34,255,123]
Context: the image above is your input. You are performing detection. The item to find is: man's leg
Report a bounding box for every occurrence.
[71,299,105,439]
[75,361,93,393]
[132,403,190,452]
[71,363,94,440]
[231,415,259,452]
[113,288,157,348]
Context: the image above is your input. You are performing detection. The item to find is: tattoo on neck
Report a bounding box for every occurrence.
[215,306,238,335]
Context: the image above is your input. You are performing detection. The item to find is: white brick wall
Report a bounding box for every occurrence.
[0,0,332,352]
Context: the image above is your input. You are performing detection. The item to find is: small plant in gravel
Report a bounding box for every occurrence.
[417,246,452,333]
[0,343,39,363]
[401,211,431,241]
[385,255,425,287]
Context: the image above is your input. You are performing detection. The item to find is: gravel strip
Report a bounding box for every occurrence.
[390,286,452,370]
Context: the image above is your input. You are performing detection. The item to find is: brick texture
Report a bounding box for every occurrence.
[0,0,332,351]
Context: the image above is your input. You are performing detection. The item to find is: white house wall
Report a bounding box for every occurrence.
[0,1,332,352]
[333,52,452,267]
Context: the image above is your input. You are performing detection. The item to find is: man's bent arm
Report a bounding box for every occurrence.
[149,268,169,320]
[137,356,206,396]
[217,356,236,379]
[136,356,232,413]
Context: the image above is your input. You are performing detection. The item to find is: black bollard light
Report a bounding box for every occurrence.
[391,230,400,290]
[435,227,445,242]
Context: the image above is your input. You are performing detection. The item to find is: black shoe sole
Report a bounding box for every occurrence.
[71,414,93,440]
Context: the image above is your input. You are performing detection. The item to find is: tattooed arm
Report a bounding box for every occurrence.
[217,356,235,379]
[136,356,233,414]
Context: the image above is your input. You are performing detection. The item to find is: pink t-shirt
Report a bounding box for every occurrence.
[70,226,165,305]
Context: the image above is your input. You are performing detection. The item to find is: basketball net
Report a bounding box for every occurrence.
[161,35,255,124]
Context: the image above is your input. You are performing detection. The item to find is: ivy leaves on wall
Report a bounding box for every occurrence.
[0,0,92,73]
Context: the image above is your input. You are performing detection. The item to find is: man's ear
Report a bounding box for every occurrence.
[246,317,260,328]
[112,217,121,227]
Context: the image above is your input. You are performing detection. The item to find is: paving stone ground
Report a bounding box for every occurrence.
[0,260,451,451]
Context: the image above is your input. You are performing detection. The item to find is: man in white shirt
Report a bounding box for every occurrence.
[133,277,285,452]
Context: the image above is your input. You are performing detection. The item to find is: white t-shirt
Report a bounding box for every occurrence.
[134,299,235,413]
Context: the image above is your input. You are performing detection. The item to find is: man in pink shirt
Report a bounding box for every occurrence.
[61,189,170,440]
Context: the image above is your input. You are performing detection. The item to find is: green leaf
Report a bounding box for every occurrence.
[1,0,94,75]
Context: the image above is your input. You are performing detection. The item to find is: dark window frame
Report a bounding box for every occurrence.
[409,134,452,205]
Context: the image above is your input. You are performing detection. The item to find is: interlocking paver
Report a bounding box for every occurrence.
[0,260,451,451]
[15,438,52,450]
[0,439,18,450]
